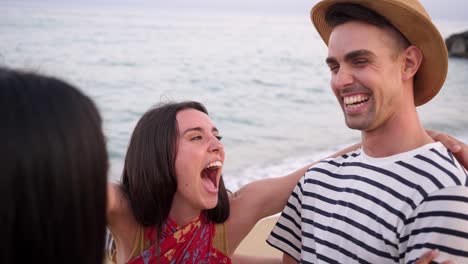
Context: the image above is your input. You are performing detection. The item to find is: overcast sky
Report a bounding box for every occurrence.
[7,0,468,20]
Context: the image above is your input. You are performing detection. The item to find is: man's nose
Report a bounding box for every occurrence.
[333,67,354,90]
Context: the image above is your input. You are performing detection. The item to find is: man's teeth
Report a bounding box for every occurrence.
[206,161,222,169]
[344,95,369,105]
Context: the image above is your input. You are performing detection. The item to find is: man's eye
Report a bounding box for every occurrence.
[354,59,368,65]
[328,64,339,73]
[216,136,223,141]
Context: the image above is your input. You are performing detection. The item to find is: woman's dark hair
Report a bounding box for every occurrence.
[121,101,230,230]
[325,3,410,49]
[0,67,108,264]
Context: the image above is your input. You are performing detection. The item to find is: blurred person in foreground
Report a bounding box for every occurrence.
[0,67,108,264]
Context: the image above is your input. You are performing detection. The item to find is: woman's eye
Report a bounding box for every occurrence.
[191,136,202,141]
[216,136,223,141]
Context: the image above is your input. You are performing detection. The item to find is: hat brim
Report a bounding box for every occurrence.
[311,0,448,106]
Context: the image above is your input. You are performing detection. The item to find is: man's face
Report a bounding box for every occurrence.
[326,21,406,132]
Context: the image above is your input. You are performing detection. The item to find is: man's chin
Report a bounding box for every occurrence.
[345,120,370,131]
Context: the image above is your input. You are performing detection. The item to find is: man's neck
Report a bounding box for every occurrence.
[362,107,434,158]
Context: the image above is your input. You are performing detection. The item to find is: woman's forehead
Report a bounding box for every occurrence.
[176,109,215,131]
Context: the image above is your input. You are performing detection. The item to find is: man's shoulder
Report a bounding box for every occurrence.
[412,142,467,186]
[304,148,363,177]
[391,142,468,200]
[323,147,362,164]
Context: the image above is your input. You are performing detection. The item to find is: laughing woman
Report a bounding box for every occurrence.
[107,101,467,264]
[106,101,320,264]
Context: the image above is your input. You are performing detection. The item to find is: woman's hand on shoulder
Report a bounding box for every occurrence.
[427,129,468,169]
[415,250,456,264]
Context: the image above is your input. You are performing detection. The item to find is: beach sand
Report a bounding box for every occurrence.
[234,216,281,257]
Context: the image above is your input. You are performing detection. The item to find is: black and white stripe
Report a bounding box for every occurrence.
[267,142,468,263]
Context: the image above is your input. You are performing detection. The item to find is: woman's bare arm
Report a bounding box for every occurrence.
[231,254,281,264]
[106,183,139,264]
[226,143,361,255]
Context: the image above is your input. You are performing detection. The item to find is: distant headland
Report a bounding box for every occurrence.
[446,31,468,58]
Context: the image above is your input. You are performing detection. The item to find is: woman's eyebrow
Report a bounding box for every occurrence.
[181,126,219,135]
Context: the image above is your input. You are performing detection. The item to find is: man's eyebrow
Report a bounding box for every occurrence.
[325,50,374,64]
[325,56,337,65]
[344,50,374,62]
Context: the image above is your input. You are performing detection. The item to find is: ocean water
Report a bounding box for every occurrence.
[2,4,467,190]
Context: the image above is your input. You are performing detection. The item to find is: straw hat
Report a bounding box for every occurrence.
[311,0,448,106]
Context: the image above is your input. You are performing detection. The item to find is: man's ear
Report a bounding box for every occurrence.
[402,45,423,81]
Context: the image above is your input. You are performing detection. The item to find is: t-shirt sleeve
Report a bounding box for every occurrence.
[401,186,468,263]
[266,175,304,262]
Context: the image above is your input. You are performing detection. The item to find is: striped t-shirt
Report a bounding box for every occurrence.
[267,142,468,263]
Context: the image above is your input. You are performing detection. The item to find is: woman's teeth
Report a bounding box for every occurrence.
[205,161,222,169]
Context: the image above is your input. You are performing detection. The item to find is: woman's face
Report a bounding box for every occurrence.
[171,109,225,220]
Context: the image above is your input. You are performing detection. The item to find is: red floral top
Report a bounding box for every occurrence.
[127,214,231,264]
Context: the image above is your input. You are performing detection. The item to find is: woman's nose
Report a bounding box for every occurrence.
[208,136,223,153]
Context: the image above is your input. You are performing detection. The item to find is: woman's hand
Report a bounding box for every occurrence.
[427,130,467,169]
[415,250,456,264]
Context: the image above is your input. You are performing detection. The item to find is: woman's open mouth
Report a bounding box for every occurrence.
[201,161,222,192]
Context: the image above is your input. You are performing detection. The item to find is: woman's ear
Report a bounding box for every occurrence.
[402,45,423,81]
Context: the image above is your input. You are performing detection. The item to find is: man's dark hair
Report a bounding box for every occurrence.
[325,3,410,49]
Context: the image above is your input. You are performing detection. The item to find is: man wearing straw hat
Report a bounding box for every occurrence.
[267,0,468,263]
